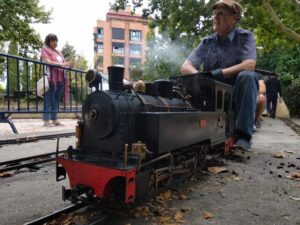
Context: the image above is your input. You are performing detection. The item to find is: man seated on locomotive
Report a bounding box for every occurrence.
[254,73,267,130]
[181,0,258,151]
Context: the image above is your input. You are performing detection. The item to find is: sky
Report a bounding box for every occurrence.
[32,0,113,68]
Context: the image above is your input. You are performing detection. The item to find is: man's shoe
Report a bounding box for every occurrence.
[254,119,261,128]
[234,138,251,151]
[270,112,275,118]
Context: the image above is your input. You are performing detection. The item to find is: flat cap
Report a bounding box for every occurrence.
[212,0,243,19]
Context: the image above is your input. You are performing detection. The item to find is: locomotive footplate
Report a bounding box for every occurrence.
[57,157,137,204]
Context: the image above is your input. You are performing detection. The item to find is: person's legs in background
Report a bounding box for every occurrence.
[270,95,277,118]
[266,94,272,116]
[51,81,63,125]
[43,82,55,127]
[233,71,259,150]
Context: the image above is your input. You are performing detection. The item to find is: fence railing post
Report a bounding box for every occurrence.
[0,52,91,133]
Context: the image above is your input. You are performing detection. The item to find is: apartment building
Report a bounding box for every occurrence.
[93,6,149,79]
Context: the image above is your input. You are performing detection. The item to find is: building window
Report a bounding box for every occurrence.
[129,44,142,56]
[95,42,103,53]
[112,42,125,54]
[112,28,125,40]
[130,57,142,65]
[97,28,103,39]
[112,57,124,67]
[130,30,141,41]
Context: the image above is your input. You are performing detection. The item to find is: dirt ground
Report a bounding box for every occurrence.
[0,117,300,225]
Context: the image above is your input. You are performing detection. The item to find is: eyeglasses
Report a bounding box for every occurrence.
[212,10,232,17]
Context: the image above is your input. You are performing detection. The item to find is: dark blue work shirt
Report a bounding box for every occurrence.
[187,28,257,77]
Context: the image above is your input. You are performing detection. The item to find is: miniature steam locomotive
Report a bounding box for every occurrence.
[56,66,235,205]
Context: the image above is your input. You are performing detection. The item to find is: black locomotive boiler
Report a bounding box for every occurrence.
[56,66,235,205]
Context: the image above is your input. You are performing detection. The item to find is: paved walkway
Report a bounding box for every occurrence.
[292,118,300,126]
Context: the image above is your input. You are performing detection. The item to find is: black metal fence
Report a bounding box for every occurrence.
[0,53,89,133]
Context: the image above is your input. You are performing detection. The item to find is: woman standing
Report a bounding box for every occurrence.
[41,33,73,127]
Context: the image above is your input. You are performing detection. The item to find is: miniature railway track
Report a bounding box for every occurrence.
[23,202,86,225]
[0,150,66,173]
[282,118,300,135]
[23,202,111,225]
[0,132,75,146]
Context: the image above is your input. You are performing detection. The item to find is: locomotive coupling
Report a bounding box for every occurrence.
[62,185,94,203]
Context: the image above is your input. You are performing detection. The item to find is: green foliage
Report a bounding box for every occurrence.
[74,55,88,71]
[61,42,76,61]
[129,63,143,81]
[61,42,88,71]
[112,0,300,116]
[257,45,300,80]
[113,0,215,47]
[7,41,18,94]
[284,78,300,117]
[240,0,300,49]
[0,83,4,94]
[256,44,300,117]
[5,42,38,96]
[61,42,88,103]
[0,0,51,51]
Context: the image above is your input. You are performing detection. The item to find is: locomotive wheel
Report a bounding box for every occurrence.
[186,151,198,172]
[161,155,174,187]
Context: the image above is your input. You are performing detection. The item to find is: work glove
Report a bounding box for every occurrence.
[210,69,224,80]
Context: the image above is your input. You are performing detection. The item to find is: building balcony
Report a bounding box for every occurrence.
[96,34,103,39]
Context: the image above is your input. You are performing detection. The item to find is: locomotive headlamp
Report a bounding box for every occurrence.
[89,109,98,120]
[86,69,102,91]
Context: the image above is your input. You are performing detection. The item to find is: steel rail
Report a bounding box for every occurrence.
[0,150,66,173]
[23,202,87,225]
[0,132,74,146]
[23,202,111,225]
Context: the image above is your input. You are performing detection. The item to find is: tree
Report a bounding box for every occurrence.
[61,42,88,103]
[0,0,51,52]
[0,83,4,94]
[61,42,76,61]
[129,63,143,81]
[112,0,214,47]
[112,0,300,74]
[111,0,216,80]
[74,55,88,71]
[7,41,19,95]
[113,0,300,48]
[239,0,300,49]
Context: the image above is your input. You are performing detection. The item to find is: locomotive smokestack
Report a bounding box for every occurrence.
[108,66,124,92]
